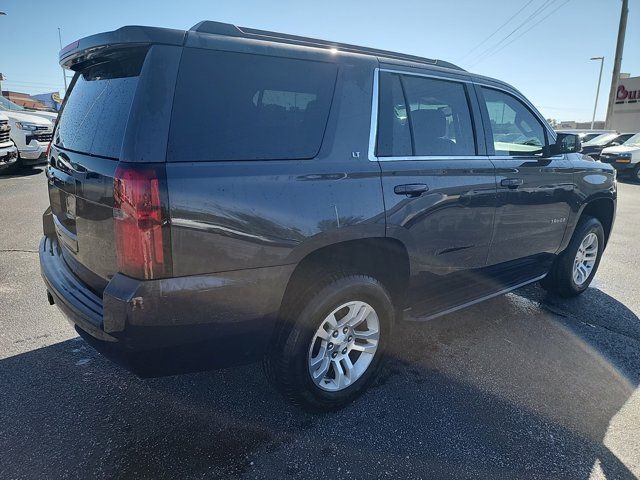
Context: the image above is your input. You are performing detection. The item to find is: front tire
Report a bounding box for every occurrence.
[633,164,640,183]
[541,216,605,297]
[264,273,394,411]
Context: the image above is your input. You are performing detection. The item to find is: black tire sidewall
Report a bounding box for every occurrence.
[559,217,605,295]
[280,275,394,410]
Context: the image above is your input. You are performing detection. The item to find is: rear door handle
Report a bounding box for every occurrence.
[394,183,429,197]
[500,178,524,189]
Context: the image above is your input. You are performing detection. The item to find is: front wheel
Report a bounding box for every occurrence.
[633,164,640,183]
[541,216,605,297]
[264,273,394,411]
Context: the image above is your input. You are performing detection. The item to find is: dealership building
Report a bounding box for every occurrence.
[609,75,640,132]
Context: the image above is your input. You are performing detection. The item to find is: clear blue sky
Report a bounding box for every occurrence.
[1,0,638,122]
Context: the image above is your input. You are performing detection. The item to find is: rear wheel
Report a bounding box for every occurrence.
[264,273,393,411]
[541,216,604,297]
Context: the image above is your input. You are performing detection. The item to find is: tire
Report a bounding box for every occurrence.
[633,164,640,183]
[264,272,394,411]
[541,215,605,297]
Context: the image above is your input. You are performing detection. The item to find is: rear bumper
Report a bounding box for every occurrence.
[39,235,294,375]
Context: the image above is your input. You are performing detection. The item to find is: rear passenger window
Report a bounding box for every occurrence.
[168,49,337,161]
[481,87,547,156]
[376,72,476,157]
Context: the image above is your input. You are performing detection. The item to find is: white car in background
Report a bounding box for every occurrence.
[599,132,640,182]
[0,112,19,174]
[0,96,54,167]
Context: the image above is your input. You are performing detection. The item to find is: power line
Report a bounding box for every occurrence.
[2,80,64,88]
[459,0,537,61]
[475,0,572,64]
[469,0,557,67]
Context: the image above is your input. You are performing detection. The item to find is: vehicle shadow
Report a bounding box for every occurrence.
[1,284,638,479]
[0,167,44,178]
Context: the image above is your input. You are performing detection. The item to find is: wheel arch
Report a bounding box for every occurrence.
[579,196,616,245]
[279,237,410,317]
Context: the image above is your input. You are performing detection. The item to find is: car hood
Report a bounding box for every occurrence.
[2,110,53,126]
[601,145,640,154]
[22,110,58,121]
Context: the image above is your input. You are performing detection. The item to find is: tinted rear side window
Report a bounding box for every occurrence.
[167,48,338,162]
[55,48,146,159]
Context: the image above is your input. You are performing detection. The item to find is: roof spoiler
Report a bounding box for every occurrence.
[190,20,465,72]
[59,25,186,70]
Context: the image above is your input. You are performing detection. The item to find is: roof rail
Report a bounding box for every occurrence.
[190,20,465,72]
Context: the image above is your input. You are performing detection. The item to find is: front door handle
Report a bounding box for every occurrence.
[394,183,429,197]
[500,178,524,189]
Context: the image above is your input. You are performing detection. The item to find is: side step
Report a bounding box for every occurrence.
[405,274,546,322]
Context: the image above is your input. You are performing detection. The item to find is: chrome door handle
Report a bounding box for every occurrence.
[394,184,429,197]
[500,178,523,189]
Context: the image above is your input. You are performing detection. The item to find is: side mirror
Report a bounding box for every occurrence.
[550,133,581,155]
[609,141,620,147]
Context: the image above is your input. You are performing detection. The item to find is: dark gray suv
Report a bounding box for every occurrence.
[40,21,616,410]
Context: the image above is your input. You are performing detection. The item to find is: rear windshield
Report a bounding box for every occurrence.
[167,48,337,162]
[54,48,147,159]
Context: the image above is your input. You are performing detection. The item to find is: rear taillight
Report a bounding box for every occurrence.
[113,163,172,280]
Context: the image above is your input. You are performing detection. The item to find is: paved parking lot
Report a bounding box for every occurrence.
[1,168,639,479]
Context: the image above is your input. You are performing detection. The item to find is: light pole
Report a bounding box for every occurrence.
[590,56,604,130]
[58,27,68,92]
[0,12,5,97]
[605,0,628,128]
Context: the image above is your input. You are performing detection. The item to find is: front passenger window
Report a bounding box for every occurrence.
[481,87,547,156]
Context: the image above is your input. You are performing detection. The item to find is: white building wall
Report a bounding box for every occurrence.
[610,76,640,132]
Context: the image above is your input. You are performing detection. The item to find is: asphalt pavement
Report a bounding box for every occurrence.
[1,168,639,479]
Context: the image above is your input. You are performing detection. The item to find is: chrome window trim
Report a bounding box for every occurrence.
[368,68,479,163]
[368,68,557,162]
[367,67,380,162]
[488,155,564,161]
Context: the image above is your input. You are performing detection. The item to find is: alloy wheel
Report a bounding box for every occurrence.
[307,301,380,392]
[573,232,598,286]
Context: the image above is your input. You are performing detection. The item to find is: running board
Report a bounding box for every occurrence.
[403,273,547,322]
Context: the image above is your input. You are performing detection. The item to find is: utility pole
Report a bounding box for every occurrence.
[590,57,604,130]
[58,27,68,92]
[605,0,628,129]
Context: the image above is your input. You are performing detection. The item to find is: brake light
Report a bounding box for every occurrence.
[113,163,172,280]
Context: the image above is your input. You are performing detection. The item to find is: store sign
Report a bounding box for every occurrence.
[615,77,640,110]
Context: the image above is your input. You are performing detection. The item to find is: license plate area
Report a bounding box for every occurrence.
[53,215,79,253]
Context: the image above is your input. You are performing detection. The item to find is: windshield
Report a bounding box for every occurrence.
[623,132,640,147]
[583,133,618,146]
[0,96,26,111]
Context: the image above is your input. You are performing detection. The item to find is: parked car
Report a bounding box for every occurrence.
[40,21,616,411]
[599,132,640,181]
[0,96,58,122]
[580,132,635,160]
[556,129,614,143]
[0,112,18,174]
[2,111,53,168]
